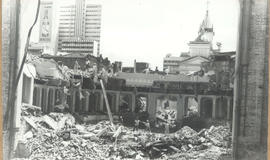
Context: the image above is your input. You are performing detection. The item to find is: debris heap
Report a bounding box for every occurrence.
[15,106,232,160]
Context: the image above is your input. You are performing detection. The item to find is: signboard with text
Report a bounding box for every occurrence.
[39,2,53,42]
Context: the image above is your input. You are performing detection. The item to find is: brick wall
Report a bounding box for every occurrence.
[233,0,268,159]
[2,0,22,158]
[2,0,12,159]
[2,0,11,121]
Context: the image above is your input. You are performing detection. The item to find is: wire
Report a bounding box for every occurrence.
[4,0,41,129]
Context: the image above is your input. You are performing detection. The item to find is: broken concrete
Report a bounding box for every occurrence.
[16,109,232,160]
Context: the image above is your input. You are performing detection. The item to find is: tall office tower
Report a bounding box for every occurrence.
[75,0,85,38]
[58,5,76,43]
[84,4,101,42]
[57,0,101,55]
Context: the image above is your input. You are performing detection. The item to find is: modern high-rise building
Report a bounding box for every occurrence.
[57,0,101,55]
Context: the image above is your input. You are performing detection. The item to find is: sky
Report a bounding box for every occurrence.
[31,0,240,69]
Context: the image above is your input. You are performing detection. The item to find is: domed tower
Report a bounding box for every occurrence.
[188,2,214,57]
[198,9,214,43]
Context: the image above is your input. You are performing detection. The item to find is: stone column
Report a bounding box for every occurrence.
[28,78,34,105]
[71,90,76,113]
[115,92,120,113]
[44,88,49,113]
[147,93,156,120]
[131,94,136,112]
[212,97,217,119]
[227,97,231,120]
[176,95,185,123]
[182,95,187,116]
[85,91,90,112]
[61,89,66,104]
[38,87,42,107]
[51,88,56,112]
[197,96,202,116]
[100,92,104,112]
[111,93,116,113]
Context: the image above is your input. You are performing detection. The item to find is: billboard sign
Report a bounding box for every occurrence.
[39,1,53,42]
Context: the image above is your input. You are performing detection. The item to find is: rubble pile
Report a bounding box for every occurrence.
[25,131,114,159]
[21,104,42,117]
[17,107,232,160]
[137,125,231,159]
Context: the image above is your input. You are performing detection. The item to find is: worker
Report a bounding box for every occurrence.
[85,60,91,70]
[133,118,140,132]
[63,86,70,95]
[119,115,124,124]
[64,119,71,130]
[165,122,170,135]
[144,120,151,133]
[170,120,176,128]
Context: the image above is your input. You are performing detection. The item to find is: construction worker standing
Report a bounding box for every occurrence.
[119,115,124,124]
[133,117,140,132]
[165,122,170,135]
[144,120,151,133]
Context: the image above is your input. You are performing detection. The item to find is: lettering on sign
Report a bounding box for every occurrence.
[39,2,53,42]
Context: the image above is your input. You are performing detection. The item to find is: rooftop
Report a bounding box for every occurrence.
[179,56,209,63]
[113,72,209,87]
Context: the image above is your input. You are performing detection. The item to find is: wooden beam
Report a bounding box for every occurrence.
[100,80,114,128]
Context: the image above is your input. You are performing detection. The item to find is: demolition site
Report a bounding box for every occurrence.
[2,0,269,160]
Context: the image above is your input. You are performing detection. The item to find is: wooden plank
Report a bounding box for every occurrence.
[42,115,58,130]
[169,146,181,152]
[100,80,115,129]
[113,126,122,138]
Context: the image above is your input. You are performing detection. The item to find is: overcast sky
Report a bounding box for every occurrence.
[32,0,239,69]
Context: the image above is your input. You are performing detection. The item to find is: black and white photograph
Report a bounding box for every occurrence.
[2,0,269,159]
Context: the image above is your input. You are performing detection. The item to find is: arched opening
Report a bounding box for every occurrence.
[135,94,149,121]
[103,93,116,113]
[88,92,97,113]
[119,94,132,113]
[184,96,198,116]
[200,98,213,118]
[156,95,177,122]
[216,97,228,119]
[135,94,148,113]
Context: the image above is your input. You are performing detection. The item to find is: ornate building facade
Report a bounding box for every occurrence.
[163,8,217,74]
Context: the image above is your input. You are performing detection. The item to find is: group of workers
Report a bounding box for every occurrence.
[133,118,151,132]
[120,115,174,134]
[133,118,174,134]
